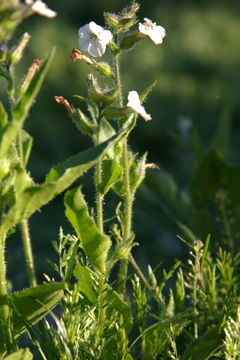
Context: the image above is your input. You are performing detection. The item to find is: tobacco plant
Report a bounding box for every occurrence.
[1,2,240,360]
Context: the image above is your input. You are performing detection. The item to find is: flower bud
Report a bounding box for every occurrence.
[18,59,42,98]
[10,32,31,64]
[87,74,118,106]
[104,3,140,33]
[74,108,97,136]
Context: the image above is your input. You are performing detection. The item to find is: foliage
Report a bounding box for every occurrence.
[1,1,240,360]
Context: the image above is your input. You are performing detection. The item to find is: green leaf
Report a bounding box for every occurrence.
[3,348,33,360]
[73,263,97,303]
[0,137,116,236]
[0,48,55,161]
[0,283,65,342]
[98,118,116,143]
[181,327,221,360]
[140,81,157,103]
[64,186,111,273]
[98,159,122,195]
[19,130,33,167]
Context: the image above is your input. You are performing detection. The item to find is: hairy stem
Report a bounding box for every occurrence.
[119,139,133,292]
[17,132,37,287]
[95,160,104,233]
[113,53,123,107]
[97,275,106,345]
[0,234,14,352]
[113,52,134,293]
[20,220,37,287]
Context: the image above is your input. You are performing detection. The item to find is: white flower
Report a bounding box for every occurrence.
[127,91,151,121]
[25,0,57,18]
[78,22,113,57]
[139,18,166,45]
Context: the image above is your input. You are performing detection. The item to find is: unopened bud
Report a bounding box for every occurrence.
[18,59,42,98]
[104,3,140,33]
[87,74,117,105]
[11,32,31,64]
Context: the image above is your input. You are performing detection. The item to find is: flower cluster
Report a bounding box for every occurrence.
[76,12,165,122]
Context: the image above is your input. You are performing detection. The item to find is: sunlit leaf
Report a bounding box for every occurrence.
[64,186,111,273]
[0,48,55,161]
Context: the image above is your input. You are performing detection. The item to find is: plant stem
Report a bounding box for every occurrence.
[20,220,37,287]
[113,52,133,293]
[0,233,14,352]
[119,139,133,292]
[113,53,123,107]
[94,118,106,343]
[97,275,106,345]
[95,160,104,233]
[17,132,37,287]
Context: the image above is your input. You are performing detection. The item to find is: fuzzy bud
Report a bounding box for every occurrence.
[104,2,140,33]
[11,32,31,64]
[87,74,118,105]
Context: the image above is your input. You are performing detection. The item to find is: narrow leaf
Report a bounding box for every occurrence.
[0,48,55,161]
[19,130,33,167]
[64,186,111,273]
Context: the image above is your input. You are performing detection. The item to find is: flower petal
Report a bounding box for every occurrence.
[139,18,166,45]
[149,25,166,44]
[99,30,113,45]
[31,0,57,18]
[88,41,106,57]
[88,21,104,35]
[127,91,151,121]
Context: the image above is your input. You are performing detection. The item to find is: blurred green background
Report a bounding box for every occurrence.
[7,0,240,288]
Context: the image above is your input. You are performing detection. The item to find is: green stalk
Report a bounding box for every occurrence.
[95,160,104,233]
[20,220,37,287]
[94,115,106,342]
[113,52,133,293]
[118,139,133,291]
[17,133,37,287]
[0,233,14,352]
